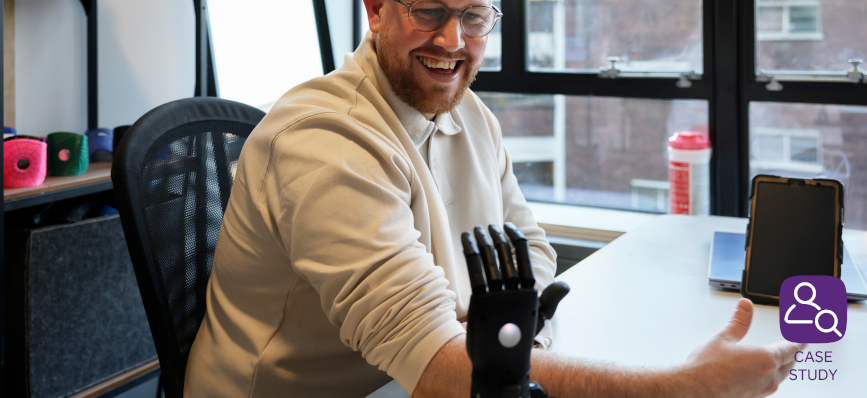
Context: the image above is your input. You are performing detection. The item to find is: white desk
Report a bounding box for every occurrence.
[370,215,867,397]
[552,215,866,396]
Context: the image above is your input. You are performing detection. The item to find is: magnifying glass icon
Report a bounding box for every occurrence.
[815,310,843,337]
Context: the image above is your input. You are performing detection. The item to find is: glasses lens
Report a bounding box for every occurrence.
[410,1,448,32]
[461,6,497,37]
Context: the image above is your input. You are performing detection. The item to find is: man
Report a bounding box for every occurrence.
[185,0,803,397]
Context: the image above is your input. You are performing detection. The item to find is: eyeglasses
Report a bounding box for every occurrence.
[392,0,503,38]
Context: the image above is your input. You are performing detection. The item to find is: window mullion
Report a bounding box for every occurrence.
[474,71,711,99]
[312,0,335,75]
[710,0,747,217]
[499,0,526,79]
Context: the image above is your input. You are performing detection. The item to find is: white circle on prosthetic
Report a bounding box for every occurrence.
[498,323,522,348]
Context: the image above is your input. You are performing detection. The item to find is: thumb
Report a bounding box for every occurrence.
[719,298,753,343]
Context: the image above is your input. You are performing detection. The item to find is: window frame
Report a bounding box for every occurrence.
[335,0,867,218]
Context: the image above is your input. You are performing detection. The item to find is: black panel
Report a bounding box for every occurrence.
[711,0,744,217]
[194,0,218,97]
[78,0,98,130]
[352,0,362,49]
[313,0,336,74]
[6,215,156,398]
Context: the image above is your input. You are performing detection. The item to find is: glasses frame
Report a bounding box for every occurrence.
[392,0,504,38]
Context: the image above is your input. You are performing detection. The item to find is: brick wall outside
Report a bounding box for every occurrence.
[479,0,867,228]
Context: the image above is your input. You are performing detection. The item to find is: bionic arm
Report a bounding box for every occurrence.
[463,223,570,398]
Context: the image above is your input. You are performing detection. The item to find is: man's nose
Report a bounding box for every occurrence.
[433,15,465,52]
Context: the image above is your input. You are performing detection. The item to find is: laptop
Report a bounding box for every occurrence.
[708,231,867,301]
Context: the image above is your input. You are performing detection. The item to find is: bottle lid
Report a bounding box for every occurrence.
[669,131,711,150]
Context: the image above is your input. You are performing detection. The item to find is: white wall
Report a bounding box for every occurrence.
[97,0,195,129]
[15,0,195,136]
[16,0,87,136]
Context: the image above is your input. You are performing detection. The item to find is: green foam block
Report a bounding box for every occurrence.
[47,132,89,176]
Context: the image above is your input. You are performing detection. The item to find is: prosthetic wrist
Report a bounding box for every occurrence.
[462,223,570,398]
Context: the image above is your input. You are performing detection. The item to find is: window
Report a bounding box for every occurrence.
[482,1,503,70]
[208,0,323,111]
[473,0,710,214]
[465,0,867,221]
[750,103,867,229]
[526,0,703,74]
[757,0,823,41]
[316,0,867,226]
[478,92,707,212]
[356,0,371,49]
[756,0,864,72]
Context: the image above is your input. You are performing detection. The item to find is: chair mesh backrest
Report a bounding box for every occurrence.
[137,120,249,359]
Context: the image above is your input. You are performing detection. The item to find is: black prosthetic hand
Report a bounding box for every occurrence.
[462,223,570,398]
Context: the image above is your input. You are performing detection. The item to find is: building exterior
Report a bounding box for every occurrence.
[478,0,867,230]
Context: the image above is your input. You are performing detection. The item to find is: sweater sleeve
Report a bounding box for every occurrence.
[263,114,466,393]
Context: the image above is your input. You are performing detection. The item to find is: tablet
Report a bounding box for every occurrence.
[741,175,844,305]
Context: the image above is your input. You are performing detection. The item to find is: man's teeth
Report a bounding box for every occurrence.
[418,56,457,70]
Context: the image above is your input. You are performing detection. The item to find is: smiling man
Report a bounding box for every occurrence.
[183,1,802,397]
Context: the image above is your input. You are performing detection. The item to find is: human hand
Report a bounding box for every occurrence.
[462,223,569,398]
[682,299,806,398]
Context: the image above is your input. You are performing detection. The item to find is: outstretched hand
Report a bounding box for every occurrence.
[462,223,569,398]
[684,299,806,398]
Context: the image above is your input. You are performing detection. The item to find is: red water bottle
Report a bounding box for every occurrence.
[668,131,711,215]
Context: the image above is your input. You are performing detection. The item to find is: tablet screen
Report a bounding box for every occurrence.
[747,180,838,296]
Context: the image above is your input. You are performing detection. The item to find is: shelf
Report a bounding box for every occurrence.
[3,161,114,212]
[68,359,159,398]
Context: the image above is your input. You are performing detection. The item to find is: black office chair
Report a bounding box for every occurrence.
[112,97,265,398]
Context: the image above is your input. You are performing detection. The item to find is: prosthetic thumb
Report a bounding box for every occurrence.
[536,282,571,335]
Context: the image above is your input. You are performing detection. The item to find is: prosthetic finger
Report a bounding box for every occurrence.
[488,224,519,290]
[536,281,571,335]
[474,226,503,292]
[462,232,489,295]
[503,222,536,289]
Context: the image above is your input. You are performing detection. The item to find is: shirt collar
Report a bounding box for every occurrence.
[434,111,461,137]
[354,32,463,147]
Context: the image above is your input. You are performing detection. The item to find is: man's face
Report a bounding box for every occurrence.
[367,0,489,116]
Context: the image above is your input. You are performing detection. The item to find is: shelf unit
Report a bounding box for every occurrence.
[2,1,8,395]
[3,162,112,212]
[1,1,218,396]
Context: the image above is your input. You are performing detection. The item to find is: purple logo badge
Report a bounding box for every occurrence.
[780,275,847,344]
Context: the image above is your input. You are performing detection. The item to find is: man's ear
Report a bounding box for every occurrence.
[363,0,384,34]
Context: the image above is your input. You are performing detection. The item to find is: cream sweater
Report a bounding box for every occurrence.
[184,33,557,397]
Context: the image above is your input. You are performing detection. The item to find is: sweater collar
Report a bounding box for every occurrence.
[354,32,462,148]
